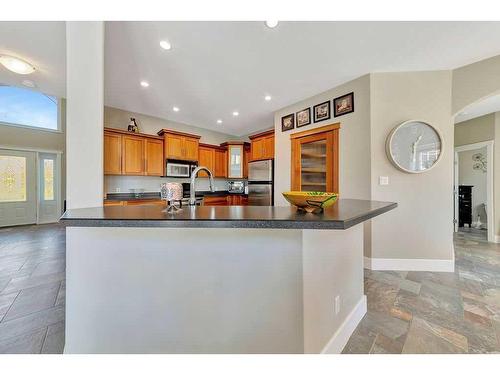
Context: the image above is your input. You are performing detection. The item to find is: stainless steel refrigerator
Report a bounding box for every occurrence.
[248,159,274,206]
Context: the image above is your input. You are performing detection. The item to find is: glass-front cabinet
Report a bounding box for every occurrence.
[222,142,250,179]
[291,124,339,193]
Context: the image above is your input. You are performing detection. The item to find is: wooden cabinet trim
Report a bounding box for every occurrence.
[104,127,163,140]
[289,123,340,139]
[157,128,201,139]
[248,128,274,140]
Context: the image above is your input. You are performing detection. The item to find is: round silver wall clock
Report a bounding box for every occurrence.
[386,120,443,173]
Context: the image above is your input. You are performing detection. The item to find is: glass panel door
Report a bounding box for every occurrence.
[300,139,327,192]
[0,149,36,227]
[228,145,243,178]
[38,153,60,224]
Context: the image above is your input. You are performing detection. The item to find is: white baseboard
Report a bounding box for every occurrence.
[364,256,454,272]
[320,295,367,354]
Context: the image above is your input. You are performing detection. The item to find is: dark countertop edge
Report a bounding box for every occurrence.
[60,202,397,230]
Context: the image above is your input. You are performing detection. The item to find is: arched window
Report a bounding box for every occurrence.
[0,85,59,131]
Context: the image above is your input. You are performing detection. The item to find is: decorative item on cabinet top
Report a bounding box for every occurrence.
[128,118,139,133]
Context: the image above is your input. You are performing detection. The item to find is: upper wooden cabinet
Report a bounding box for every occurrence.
[157,129,201,162]
[104,131,122,175]
[144,138,164,176]
[122,135,145,175]
[103,128,164,176]
[198,144,227,178]
[221,142,250,179]
[249,129,275,161]
[290,123,340,193]
[214,148,227,178]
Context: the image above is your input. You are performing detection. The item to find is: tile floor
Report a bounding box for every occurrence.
[0,223,499,353]
[343,228,500,353]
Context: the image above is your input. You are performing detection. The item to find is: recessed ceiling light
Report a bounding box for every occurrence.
[140,81,149,87]
[0,55,36,75]
[264,95,272,101]
[173,106,180,112]
[217,119,223,124]
[21,79,36,88]
[160,40,172,50]
[265,21,279,29]
[232,111,239,116]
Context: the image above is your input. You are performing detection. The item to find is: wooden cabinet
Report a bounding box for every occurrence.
[122,135,145,175]
[243,147,251,178]
[221,142,250,179]
[104,131,122,174]
[249,129,274,161]
[214,148,227,178]
[145,138,164,176]
[291,124,340,193]
[104,128,164,176]
[203,196,229,206]
[158,129,201,162]
[198,145,216,177]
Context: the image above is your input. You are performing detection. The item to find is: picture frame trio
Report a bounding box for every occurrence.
[281,92,354,132]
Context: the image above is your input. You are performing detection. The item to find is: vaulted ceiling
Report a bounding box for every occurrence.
[2,21,500,135]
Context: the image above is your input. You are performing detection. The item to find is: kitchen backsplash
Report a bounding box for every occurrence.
[104,175,234,194]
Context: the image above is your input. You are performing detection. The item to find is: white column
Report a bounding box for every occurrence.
[66,21,104,209]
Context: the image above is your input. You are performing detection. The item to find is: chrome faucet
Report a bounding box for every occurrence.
[189,166,215,205]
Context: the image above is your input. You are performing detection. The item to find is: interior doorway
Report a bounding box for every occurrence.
[454,141,494,242]
[0,148,62,227]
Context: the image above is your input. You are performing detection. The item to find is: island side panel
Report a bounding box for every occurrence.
[302,224,365,353]
[65,227,304,353]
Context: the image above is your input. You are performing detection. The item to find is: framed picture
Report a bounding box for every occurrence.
[313,101,331,123]
[281,113,295,132]
[333,92,354,117]
[296,107,311,128]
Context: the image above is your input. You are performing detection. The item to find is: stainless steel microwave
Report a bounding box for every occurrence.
[166,160,197,178]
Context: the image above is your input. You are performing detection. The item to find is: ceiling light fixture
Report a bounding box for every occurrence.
[232,111,239,116]
[173,106,180,112]
[0,55,36,75]
[140,81,149,87]
[264,95,272,101]
[21,79,36,88]
[265,21,279,29]
[160,40,172,50]
[217,119,223,124]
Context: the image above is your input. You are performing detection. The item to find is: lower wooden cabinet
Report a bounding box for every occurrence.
[104,199,165,207]
[203,194,248,206]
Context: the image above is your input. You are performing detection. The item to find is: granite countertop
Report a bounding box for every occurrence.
[60,199,397,230]
[105,191,247,201]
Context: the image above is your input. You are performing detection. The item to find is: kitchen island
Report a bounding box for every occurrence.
[61,199,396,354]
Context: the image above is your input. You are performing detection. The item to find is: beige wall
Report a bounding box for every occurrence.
[273,74,371,205]
[104,106,241,145]
[455,113,495,146]
[452,55,500,114]
[370,71,454,261]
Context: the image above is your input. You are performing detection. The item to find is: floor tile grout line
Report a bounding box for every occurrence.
[0,290,21,324]
[39,326,49,354]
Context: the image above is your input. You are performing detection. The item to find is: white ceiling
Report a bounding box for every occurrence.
[455,93,500,124]
[0,21,66,97]
[3,22,500,136]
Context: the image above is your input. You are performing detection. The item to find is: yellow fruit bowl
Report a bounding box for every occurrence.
[282,191,339,213]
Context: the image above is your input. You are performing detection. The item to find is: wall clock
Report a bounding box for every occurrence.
[386,120,443,173]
